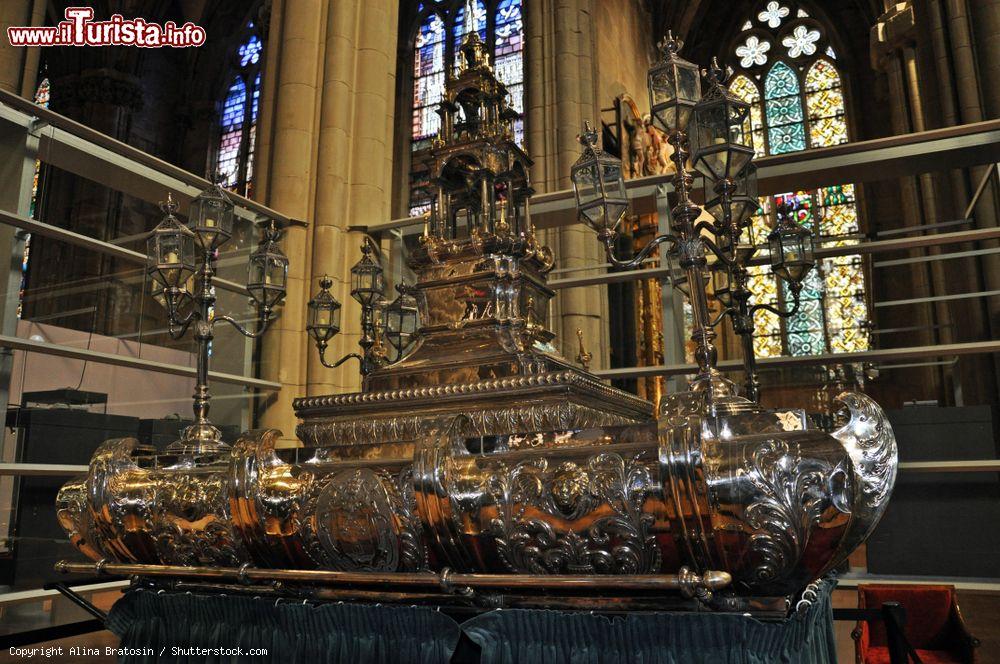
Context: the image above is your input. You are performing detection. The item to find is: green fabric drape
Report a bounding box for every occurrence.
[463,581,838,664]
[107,589,462,664]
[106,580,837,663]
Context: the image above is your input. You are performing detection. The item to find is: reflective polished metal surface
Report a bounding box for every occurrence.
[55,27,897,612]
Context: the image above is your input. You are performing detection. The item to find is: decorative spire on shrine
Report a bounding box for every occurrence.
[411,0,548,272]
[458,0,490,72]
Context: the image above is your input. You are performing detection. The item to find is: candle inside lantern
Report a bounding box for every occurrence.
[205,217,216,228]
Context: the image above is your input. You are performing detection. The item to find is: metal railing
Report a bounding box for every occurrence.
[0,91,292,487]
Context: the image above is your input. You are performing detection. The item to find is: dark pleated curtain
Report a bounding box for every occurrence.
[107,589,462,664]
[107,580,836,664]
[463,581,838,664]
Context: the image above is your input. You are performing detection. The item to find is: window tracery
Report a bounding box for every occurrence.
[726,2,869,358]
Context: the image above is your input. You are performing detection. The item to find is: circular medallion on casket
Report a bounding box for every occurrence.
[314,468,400,572]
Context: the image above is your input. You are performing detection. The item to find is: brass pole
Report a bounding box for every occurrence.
[55,560,732,595]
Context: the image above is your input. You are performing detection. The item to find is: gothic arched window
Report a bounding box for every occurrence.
[727,2,869,358]
[215,21,264,198]
[408,0,525,215]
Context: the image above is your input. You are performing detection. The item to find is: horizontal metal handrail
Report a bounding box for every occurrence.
[593,339,1000,380]
[0,580,128,606]
[874,289,1000,308]
[363,120,1000,234]
[0,333,280,390]
[836,574,1000,592]
[0,463,88,476]
[0,208,248,296]
[898,460,1000,473]
[548,226,1000,290]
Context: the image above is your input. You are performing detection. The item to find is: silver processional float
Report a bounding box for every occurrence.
[54,27,896,616]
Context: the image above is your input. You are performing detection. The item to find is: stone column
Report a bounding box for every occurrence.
[870,3,942,401]
[0,0,39,95]
[307,0,398,397]
[257,0,325,443]
[527,0,609,370]
[956,0,1000,402]
[969,0,1000,117]
[928,0,1000,403]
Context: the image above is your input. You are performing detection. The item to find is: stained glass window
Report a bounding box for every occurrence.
[494,0,524,146]
[804,59,848,147]
[29,78,49,219]
[21,77,50,318]
[764,62,806,154]
[731,75,766,158]
[215,23,264,198]
[728,1,870,358]
[408,1,527,215]
[413,12,446,152]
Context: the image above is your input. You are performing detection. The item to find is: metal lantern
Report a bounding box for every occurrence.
[690,61,754,183]
[571,122,629,236]
[247,224,289,309]
[768,206,816,283]
[647,33,701,134]
[350,241,385,306]
[188,182,235,251]
[307,276,342,343]
[383,285,419,354]
[705,165,759,228]
[147,196,196,289]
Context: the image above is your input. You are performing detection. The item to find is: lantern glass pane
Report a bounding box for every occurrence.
[784,232,803,263]
[649,65,677,108]
[802,231,815,261]
[729,151,752,180]
[651,106,679,134]
[150,228,193,287]
[677,63,701,103]
[605,202,628,232]
[330,302,341,332]
[190,193,234,249]
[402,307,417,336]
[696,104,727,148]
[313,305,331,328]
[581,205,608,233]
[266,256,288,289]
[572,163,600,207]
[601,162,625,199]
[768,235,785,278]
[697,149,728,182]
[732,197,758,226]
[249,259,265,287]
[743,165,759,199]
